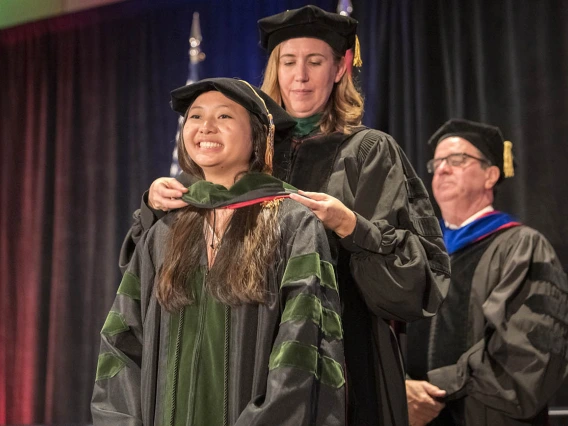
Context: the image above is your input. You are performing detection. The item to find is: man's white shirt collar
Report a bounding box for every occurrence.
[445,206,494,230]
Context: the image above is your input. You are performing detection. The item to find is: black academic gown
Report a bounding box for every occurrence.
[272,127,450,426]
[94,174,345,425]
[407,225,568,426]
[120,128,451,426]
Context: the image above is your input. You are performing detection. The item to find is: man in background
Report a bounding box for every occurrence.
[405,118,568,426]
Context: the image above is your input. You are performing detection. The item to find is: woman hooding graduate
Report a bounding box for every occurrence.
[91,78,345,425]
[121,6,451,425]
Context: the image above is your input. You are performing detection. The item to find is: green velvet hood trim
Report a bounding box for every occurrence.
[181,173,297,209]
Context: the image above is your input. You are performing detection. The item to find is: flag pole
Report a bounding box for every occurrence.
[170,12,205,177]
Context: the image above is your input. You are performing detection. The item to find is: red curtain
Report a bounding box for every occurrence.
[0,4,189,423]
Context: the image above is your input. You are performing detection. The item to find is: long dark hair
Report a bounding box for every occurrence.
[156,101,280,312]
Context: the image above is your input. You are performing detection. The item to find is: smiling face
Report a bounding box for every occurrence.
[182,91,253,186]
[277,37,346,118]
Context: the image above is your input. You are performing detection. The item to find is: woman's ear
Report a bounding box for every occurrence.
[334,57,348,83]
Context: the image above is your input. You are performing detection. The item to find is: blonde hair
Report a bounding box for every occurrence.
[261,43,364,135]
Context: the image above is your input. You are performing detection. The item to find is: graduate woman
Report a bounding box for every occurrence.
[92,78,345,426]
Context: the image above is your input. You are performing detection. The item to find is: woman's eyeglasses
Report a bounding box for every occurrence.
[427,153,490,173]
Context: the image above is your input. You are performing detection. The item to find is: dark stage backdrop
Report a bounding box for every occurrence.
[0,0,567,424]
[356,0,568,266]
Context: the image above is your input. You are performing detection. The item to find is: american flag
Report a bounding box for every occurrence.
[170,12,205,177]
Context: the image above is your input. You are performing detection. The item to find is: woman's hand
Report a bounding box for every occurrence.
[289,190,356,238]
[148,177,189,211]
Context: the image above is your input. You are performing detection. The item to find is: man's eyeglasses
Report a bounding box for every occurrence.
[427,153,490,173]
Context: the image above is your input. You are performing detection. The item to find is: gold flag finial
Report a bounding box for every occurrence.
[189,12,206,65]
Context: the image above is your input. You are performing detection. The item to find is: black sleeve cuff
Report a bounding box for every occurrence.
[140,191,166,231]
[428,364,468,401]
[339,212,380,254]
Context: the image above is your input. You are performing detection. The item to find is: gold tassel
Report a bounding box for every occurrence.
[264,113,275,174]
[261,198,283,210]
[353,35,363,67]
[503,140,514,178]
[237,79,276,175]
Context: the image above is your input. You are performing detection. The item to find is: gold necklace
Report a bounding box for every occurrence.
[204,209,234,269]
[204,221,221,251]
